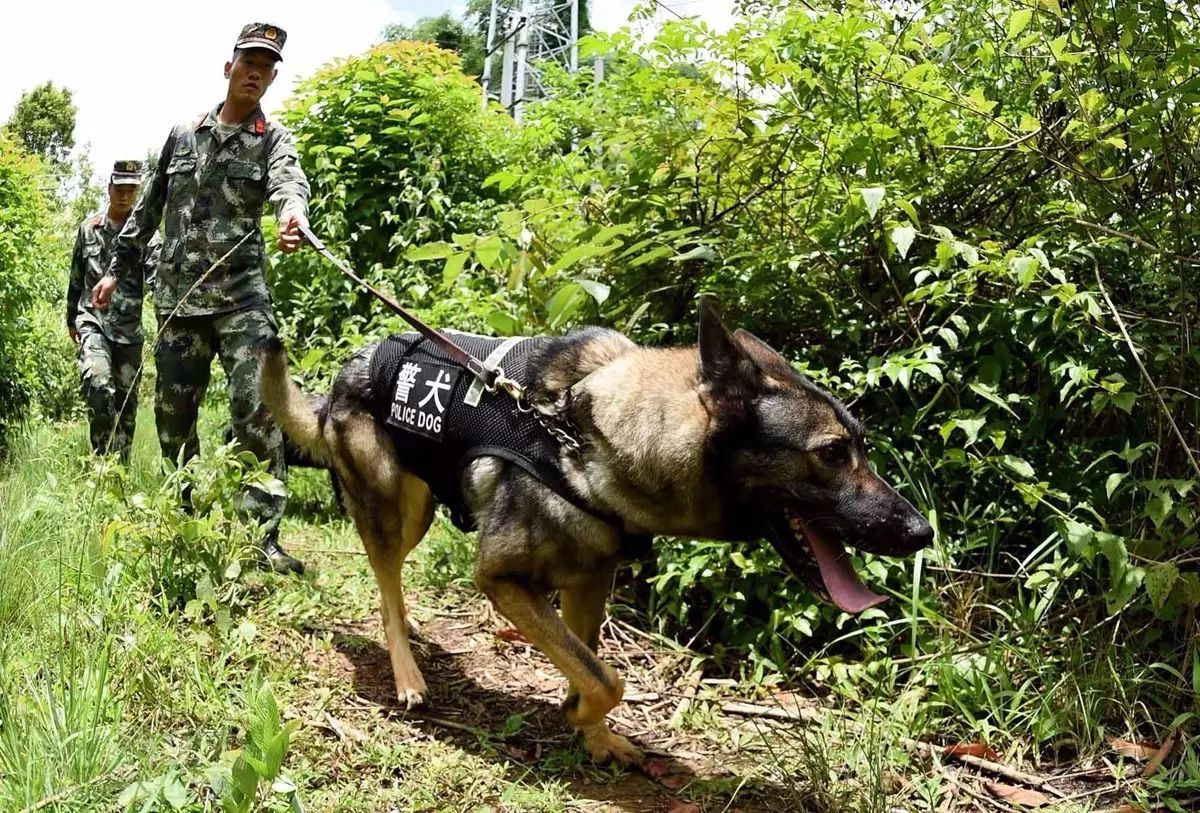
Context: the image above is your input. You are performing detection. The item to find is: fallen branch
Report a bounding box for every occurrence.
[402,711,484,736]
[669,666,704,728]
[721,698,1080,801]
[721,700,822,724]
[906,740,1067,799]
[286,543,368,557]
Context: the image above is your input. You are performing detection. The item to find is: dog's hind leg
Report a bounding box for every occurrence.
[560,575,644,765]
[331,413,435,709]
[478,575,637,765]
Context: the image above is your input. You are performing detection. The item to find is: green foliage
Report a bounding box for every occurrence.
[0,423,140,811]
[23,299,84,422]
[104,442,286,626]
[64,149,105,228]
[383,13,486,78]
[273,40,519,357]
[4,81,77,167]
[0,645,123,809]
[440,0,1196,668]
[201,678,301,813]
[116,679,302,813]
[76,1,1188,801]
[0,418,309,812]
[333,3,1198,787]
[273,0,1198,740]
[0,135,61,449]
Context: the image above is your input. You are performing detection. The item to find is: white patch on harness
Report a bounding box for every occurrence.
[386,359,461,441]
[463,336,524,407]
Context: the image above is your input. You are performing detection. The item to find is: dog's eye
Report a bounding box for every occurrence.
[815,440,851,468]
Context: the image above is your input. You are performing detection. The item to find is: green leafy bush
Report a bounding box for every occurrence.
[117,678,301,813]
[440,0,1197,666]
[23,300,83,422]
[273,40,519,360]
[105,442,282,621]
[273,1,1198,784]
[0,135,61,448]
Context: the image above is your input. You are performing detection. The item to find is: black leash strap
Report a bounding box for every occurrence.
[300,224,509,393]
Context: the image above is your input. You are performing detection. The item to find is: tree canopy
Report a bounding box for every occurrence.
[4,82,77,167]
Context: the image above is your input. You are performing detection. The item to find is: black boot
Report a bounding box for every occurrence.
[258,533,305,576]
[180,484,195,517]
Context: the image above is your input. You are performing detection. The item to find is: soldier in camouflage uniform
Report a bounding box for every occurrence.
[66,160,160,461]
[95,23,309,574]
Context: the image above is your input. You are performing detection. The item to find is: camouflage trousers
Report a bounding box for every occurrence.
[155,307,286,539]
[78,327,142,461]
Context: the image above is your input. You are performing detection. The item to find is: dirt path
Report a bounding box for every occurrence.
[274,585,800,811]
[257,518,813,812]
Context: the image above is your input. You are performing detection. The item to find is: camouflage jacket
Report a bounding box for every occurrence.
[67,212,160,344]
[108,103,309,317]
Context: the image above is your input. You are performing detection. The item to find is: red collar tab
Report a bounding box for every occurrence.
[254,116,266,135]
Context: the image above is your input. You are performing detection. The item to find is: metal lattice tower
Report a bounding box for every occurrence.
[481,0,579,122]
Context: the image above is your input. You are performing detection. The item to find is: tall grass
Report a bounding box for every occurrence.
[0,409,317,812]
[0,420,139,809]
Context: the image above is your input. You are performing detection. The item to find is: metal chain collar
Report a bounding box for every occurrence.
[487,367,584,453]
[515,395,584,453]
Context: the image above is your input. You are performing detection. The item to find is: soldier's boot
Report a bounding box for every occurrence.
[84,383,118,456]
[180,485,195,517]
[111,397,136,464]
[110,348,142,465]
[257,529,305,575]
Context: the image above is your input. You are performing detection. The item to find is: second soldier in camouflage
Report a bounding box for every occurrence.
[95,23,310,574]
[66,159,159,461]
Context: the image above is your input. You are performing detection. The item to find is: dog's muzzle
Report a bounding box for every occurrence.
[765,506,933,614]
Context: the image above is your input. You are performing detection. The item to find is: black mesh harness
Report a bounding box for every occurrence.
[367,331,611,533]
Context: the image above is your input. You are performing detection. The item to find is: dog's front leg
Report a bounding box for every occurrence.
[561,578,645,766]
[480,576,641,766]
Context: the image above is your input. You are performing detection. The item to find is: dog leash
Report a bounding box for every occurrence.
[300,224,589,455]
[299,223,525,400]
[299,225,634,529]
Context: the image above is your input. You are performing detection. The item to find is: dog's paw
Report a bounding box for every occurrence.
[396,686,426,709]
[580,723,644,767]
[395,672,428,709]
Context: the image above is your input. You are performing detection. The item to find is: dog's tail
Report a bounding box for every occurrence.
[258,337,329,465]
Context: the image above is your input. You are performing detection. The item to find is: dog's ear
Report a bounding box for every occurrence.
[733,329,795,379]
[698,298,759,397]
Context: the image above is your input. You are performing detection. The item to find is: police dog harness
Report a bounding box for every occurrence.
[368,331,607,533]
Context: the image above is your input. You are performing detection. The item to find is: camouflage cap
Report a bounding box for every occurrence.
[111,159,143,186]
[235,22,286,61]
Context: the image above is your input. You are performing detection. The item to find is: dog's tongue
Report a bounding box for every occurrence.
[803,522,888,614]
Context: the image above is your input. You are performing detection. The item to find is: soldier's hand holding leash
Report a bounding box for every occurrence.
[277,212,308,254]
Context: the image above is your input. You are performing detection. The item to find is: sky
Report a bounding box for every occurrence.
[0,0,732,189]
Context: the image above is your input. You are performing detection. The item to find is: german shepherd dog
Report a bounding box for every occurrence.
[258,301,933,765]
